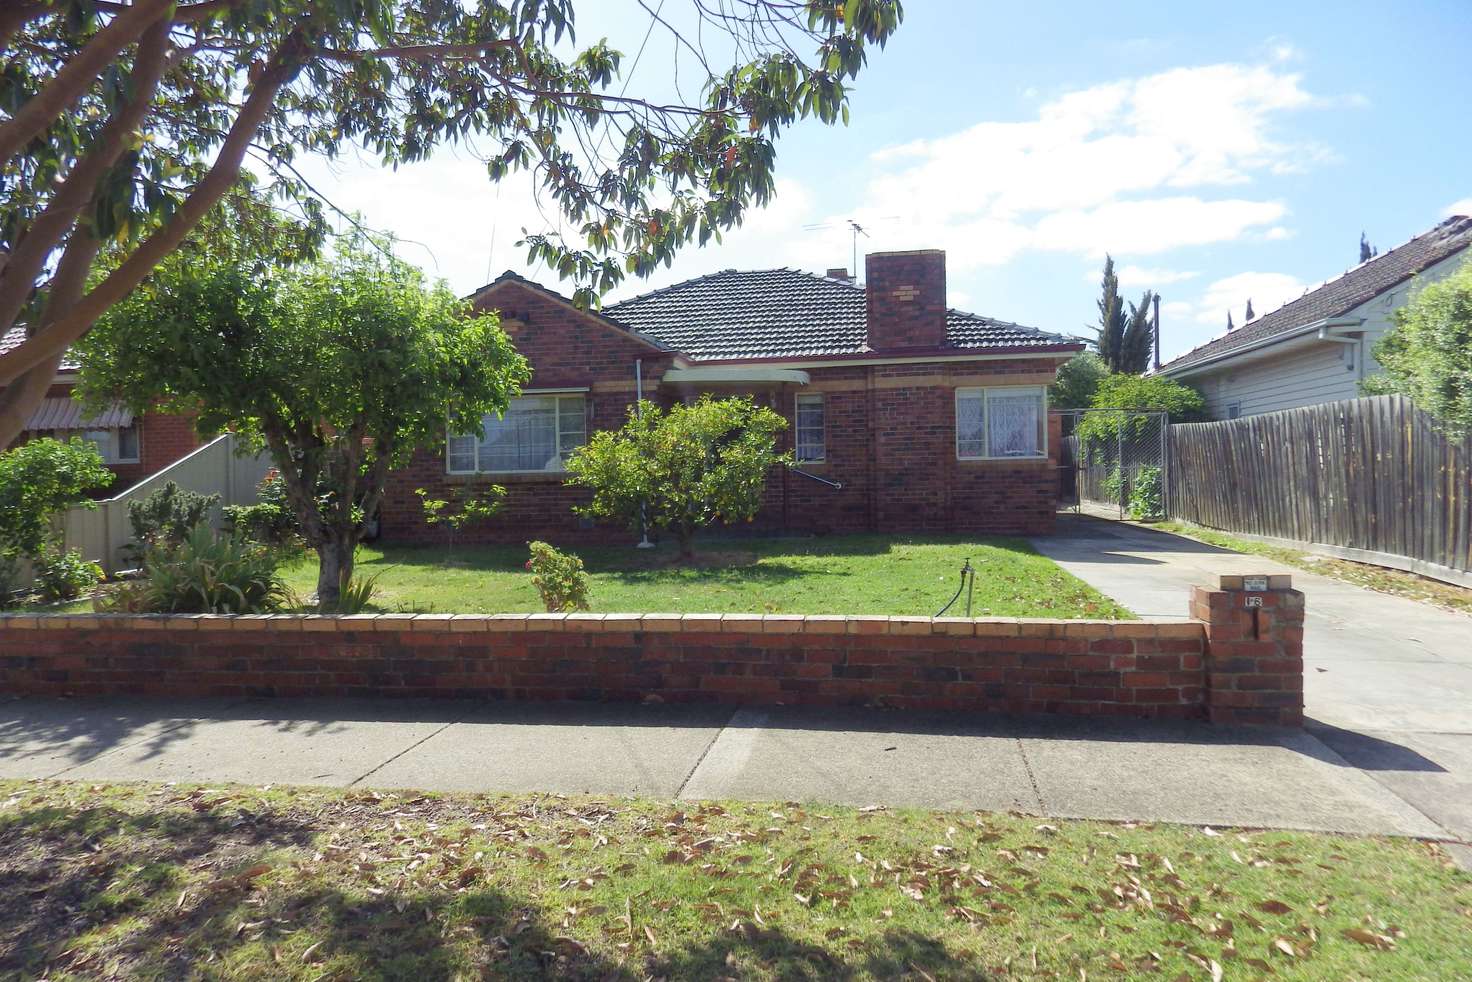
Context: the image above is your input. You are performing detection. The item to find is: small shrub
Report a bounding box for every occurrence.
[140,525,293,613]
[1128,465,1164,520]
[93,578,153,614]
[1100,466,1123,504]
[34,546,104,602]
[526,541,590,612]
[125,481,221,561]
[223,472,299,544]
[0,553,20,604]
[415,484,506,552]
[330,568,384,614]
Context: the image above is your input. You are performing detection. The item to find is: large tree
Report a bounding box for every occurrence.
[1092,256,1154,373]
[1362,257,1472,438]
[0,0,903,447]
[76,232,530,607]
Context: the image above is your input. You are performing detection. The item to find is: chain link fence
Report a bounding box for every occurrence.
[1055,410,1170,519]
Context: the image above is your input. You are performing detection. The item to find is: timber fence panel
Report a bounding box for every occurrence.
[1167,395,1472,583]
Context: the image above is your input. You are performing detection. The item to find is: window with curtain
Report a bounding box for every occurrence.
[955,386,1046,459]
[447,394,587,473]
[794,393,825,462]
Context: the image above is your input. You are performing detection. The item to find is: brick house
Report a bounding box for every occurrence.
[380,250,1083,544]
[0,326,203,494]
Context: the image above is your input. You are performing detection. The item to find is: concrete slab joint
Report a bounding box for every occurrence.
[0,575,1304,727]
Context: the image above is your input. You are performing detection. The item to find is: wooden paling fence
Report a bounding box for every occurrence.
[1168,395,1472,583]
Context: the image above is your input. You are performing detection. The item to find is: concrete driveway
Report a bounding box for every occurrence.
[1033,514,1472,845]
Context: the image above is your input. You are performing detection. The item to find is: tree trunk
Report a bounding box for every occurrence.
[676,525,696,562]
[315,534,356,611]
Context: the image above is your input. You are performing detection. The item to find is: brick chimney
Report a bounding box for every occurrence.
[865,250,947,352]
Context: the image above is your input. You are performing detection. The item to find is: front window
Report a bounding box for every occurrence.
[448,394,587,473]
[794,393,825,462]
[955,386,1046,459]
[81,425,140,464]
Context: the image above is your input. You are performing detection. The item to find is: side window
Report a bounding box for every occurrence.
[1226,402,1242,420]
[794,393,825,462]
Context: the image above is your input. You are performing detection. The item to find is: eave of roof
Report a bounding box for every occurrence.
[1159,215,1472,375]
[465,270,674,354]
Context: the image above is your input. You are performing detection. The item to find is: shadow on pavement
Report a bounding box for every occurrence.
[3,697,1445,778]
[1048,515,1239,556]
[1306,718,1450,773]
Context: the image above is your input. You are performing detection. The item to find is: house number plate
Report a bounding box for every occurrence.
[1244,596,1264,609]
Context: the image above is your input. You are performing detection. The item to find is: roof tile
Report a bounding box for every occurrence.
[1162,215,1472,373]
[603,268,1068,361]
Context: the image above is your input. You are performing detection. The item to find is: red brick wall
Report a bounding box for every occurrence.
[865,251,947,351]
[1191,574,1305,726]
[0,612,1208,720]
[0,575,1303,725]
[379,280,674,545]
[377,279,1069,545]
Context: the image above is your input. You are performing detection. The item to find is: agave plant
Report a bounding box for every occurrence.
[140,524,294,614]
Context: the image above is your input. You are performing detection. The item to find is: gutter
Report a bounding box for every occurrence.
[1161,317,1363,379]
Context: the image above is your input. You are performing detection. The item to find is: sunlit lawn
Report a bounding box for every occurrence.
[280,534,1133,619]
[2,780,1467,980]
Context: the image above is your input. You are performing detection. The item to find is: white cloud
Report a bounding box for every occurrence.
[1157,271,1309,360]
[836,60,1323,271]
[1085,264,1199,288]
[1445,197,1472,217]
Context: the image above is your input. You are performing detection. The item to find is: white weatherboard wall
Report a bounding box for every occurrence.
[1180,247,1469,420]
[57,433,273,575]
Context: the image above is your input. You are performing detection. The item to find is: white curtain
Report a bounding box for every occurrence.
[986,390,1042,457]
[956,392,985,457]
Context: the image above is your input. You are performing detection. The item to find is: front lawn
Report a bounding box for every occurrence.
[281,534,1133,618]
[2,780,1467,980]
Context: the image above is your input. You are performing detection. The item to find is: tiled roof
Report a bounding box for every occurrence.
[603,268,1071,362]
[0,325,79,371]
[1162,215,1472,374]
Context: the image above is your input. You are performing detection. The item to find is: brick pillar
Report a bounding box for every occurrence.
[1190,574,1304,727]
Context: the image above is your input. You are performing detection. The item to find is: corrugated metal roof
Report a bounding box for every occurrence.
[1161,215,1472,374]
[25,397,132,431]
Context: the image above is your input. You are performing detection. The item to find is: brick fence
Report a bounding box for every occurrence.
[0,576,1303,726]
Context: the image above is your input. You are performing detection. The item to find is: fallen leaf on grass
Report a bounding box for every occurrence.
[1257,900,1292,915]
[1341,928,1397,951]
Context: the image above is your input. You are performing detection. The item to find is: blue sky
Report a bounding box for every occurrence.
[295,0,1472,361]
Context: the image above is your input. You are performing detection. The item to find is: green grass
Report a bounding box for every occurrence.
[1155,521,1472,617]
[2,780,1467,980]
[278,534,1133,619]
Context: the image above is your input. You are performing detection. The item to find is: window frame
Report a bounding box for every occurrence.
[80,425,141,465]
[954,385,1049,461]
[446,389,589,475]
[793,391,826,464]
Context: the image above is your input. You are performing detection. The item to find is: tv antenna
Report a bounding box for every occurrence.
[801,217,897,278]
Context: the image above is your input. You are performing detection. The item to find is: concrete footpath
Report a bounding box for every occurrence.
[0,695,1447,840]
[1033,514,1472,847]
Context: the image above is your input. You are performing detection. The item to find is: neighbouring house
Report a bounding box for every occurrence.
[0,326,203,494]
[1158,215,1472,419]
[381,249,1083,545]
